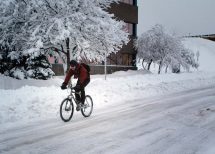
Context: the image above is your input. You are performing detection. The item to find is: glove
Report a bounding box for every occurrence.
[74,84,81,91]
[61,83,67,90]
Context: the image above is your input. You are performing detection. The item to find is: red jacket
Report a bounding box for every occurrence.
[64,64,89,86]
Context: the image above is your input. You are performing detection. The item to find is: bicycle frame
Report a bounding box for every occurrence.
[67,87,81,106]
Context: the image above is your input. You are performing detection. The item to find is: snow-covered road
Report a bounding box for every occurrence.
[1,86,215,154]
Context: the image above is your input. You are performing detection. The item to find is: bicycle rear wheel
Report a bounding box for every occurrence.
[60,98,74,122]
[81,95,93,117]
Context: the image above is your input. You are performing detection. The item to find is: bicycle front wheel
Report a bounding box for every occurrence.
[60,98,74,122]
[81,95,93,117]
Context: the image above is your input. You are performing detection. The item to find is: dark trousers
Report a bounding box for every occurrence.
[75,78,90,104]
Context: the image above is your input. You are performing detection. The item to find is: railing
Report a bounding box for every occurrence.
[89,64,137,75]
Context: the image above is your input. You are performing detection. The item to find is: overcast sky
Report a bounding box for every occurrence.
[137,0,215,36]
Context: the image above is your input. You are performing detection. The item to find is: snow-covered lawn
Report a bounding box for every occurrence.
[1,70,215,127]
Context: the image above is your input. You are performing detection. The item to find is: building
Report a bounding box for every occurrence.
[90,0,138,74]
[187,34,215,42]
[201,34,215,41]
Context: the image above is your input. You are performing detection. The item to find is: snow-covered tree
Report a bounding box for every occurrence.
[135,25,169,72]
[0,0,129,76]
[180,48,199,70]
[134,32,154,70]
[135,24,198,74]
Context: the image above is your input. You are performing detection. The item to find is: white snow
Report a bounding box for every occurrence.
[1,38,215,153]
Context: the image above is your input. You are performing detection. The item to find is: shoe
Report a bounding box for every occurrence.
[76,103,82,111]
[76,102,84,111]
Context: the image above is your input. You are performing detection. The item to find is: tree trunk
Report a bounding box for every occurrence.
[142,59,145,69]
[66,38,70,71]
[147,59,153,70]
[158,61,162,74]
[165,65,168,73]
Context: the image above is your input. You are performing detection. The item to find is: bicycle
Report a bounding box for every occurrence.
[60,85,93,122]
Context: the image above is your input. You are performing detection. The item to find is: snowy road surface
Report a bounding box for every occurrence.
[0,86,215,154]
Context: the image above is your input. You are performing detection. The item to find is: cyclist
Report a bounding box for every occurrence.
[61,60,90,111]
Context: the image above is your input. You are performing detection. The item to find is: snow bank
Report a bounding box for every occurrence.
[1,70,215,126]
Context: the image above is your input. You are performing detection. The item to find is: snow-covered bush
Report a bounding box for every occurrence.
[0,45,13,74]
[0,45,54,80]
[26,54,55,80]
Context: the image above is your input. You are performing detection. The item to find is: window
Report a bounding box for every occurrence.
[132,23,137,36]
[120,0,134,5]
[124,23,133,35]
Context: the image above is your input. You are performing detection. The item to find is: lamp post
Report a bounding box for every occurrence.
[104,51,107,80]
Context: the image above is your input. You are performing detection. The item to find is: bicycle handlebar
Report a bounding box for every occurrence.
[61,84,79,94]
[68,85,80,94]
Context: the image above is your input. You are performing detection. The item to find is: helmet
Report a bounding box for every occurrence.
[70,60,78,67]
